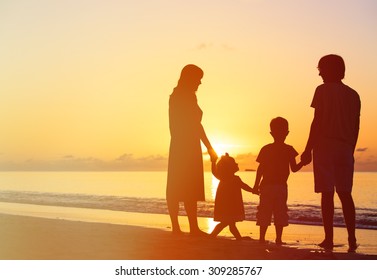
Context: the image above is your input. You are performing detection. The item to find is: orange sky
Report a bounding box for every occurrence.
[0,0,376,171]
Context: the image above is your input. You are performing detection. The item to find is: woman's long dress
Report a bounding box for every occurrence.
[166,89,205,202]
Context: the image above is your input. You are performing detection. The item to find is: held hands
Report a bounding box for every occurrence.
[301,150,312,166]
[208,147,218,163]
[251,186,260,196]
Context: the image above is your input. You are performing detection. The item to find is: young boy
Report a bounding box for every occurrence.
[301,54,361,252]
[252,117,304,244]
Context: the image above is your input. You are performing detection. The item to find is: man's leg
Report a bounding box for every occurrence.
[319,191,334,249]
[338,191,357,251]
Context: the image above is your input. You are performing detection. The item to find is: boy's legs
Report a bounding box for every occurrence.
[259,225,268,243]
[257,188,273,243]
[273,185,288,245]
[320,191,334,248]
[275,226,283,245]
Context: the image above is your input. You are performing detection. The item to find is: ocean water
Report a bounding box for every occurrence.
[0,171,376,230]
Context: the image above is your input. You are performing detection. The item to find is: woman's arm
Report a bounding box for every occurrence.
[199,124,218,161]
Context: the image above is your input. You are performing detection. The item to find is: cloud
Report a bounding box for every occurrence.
[62,155,75,159]
[113,154,168,170]
[203,152,258,171]
[355,156,377,172]
[1,153,253,171]
[221,44,235,51]
[356,147,368,152]
[1,151,377,171]
[0,154,169,171]
[116,153,134,161]
[194,43,213,50]
[194,42,234,51]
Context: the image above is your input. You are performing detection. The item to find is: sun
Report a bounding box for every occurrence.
[211,142,237,158]
[203,137,255,162]
[202,142,235,162]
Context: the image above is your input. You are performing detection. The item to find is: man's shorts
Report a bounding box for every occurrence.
[256,184,288,227]
[313,138,354,193]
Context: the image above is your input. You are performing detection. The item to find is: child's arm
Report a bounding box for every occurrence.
[211,158,220,180]
[240,180,253,193]
[252,163,263,195]
[290,157,304,173]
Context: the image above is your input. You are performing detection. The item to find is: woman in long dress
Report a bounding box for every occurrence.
[167,64,217,235]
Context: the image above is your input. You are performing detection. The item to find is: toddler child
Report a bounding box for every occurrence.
[210,153,253,240]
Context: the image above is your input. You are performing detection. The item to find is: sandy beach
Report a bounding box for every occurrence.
[0,203,376,260]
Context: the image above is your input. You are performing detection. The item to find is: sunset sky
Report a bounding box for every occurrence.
[1,0,376,171]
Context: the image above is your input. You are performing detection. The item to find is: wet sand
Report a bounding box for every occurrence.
[0,209,376,260]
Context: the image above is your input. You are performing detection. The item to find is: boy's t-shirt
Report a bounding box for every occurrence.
[257,143,298,187]
[311,82,361,148]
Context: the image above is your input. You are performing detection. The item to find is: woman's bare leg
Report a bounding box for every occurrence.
[185,200,206,235]
[167,198,182,234]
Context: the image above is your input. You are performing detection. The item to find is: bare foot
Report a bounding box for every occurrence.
[190,230,209,237]
[348,243,359,253]
[318,240,334,250]
[172,229,183,235]
[236,236,252,241]
[275,240,286,246]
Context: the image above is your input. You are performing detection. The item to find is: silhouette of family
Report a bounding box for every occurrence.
[166,55,361,253]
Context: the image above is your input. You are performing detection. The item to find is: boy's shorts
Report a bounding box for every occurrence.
[256,184,288,227]
[313,138,354,193]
